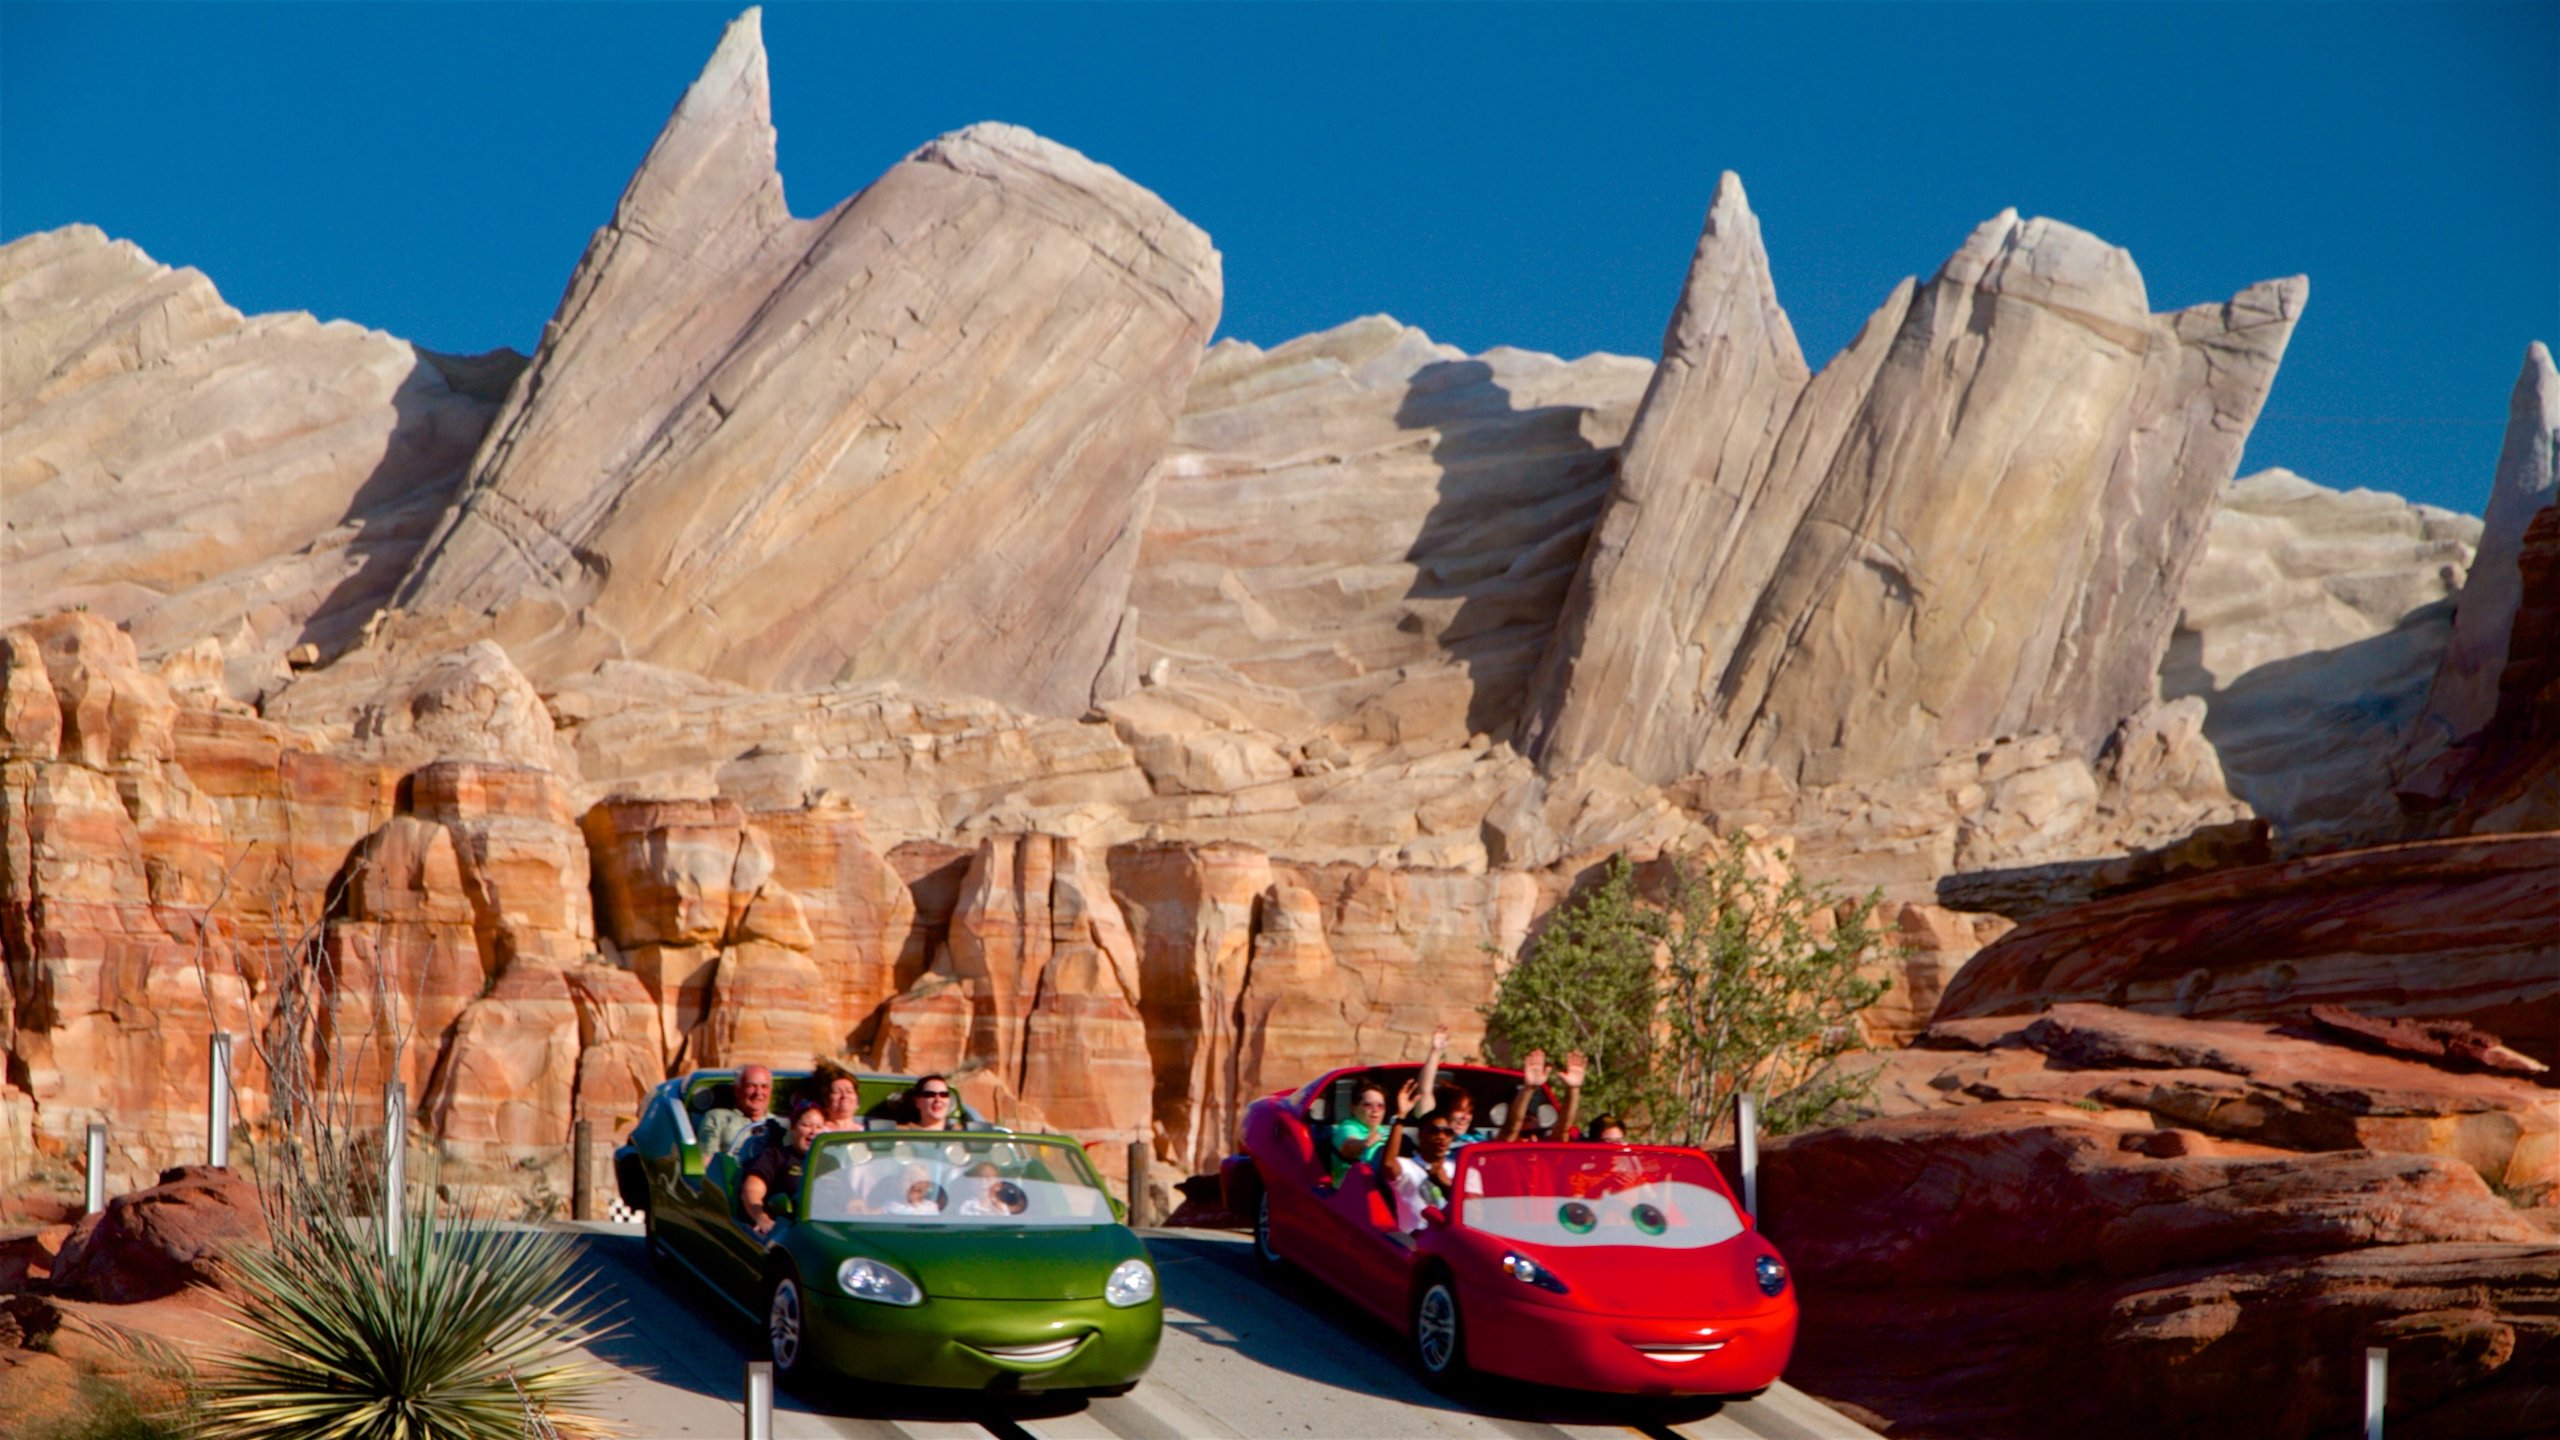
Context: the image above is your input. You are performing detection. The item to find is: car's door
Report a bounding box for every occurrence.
[1257,1079,1334,1270]
[1312,1160,1416,1324]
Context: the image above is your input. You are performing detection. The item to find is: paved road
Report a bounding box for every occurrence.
[560,1222,1883,1440]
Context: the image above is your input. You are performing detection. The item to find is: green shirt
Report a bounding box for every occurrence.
[1328,1117,1385,1180]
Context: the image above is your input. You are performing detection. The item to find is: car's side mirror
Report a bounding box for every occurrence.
[1421,1205,1448,1229]
[1111,1196,1128,1223]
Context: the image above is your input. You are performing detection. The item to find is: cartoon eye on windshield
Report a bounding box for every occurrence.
[1631,1202,1667,1236]
[1558,1201,1597,1234]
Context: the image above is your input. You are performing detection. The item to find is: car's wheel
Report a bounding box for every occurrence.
[767,1270,811,1383]
[1253,1190,1287,1275]
[1411,1277,1466,1389]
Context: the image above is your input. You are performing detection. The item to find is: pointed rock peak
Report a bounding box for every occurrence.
[611,7,784,243]
[2491,337,2558,515]
[1662,169,1803,374]
[1936,208,2149,331]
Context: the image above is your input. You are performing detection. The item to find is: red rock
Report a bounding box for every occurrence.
[46,1165,266,1303]
[1869,1004,2559,1203]
[1934,834,2560,1065]
[1760,1102,2541,1291]
[2308,1003,2549,1076]
[1108,841,1272,1172]
[0,1224,71,1291]
[875,835,1153,1174]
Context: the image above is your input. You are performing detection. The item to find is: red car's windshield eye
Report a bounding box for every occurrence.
[1559,1201,1597,1234]
[1631,1202,1668,1236]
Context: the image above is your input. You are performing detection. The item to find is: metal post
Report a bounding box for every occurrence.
[572,1118,594,1222]
[1737,1091,1760,1221]
[384,1082,407,1259]
[84,1121,107,1214]
[206,1033,233,1168]
[1127,1139,1153,1228]
[743,1359,774,1440]
[2365,1346,2387,1440]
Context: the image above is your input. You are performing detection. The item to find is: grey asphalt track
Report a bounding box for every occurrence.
[558,1222,1884,1440]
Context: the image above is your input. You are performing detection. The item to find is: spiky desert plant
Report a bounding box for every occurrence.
[197,1180,617,1440]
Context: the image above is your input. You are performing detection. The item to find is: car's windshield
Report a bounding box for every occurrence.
[1459,1146,1743,1251]
[803,1135,1116,1227]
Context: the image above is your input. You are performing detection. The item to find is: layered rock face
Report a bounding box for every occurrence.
[1781,1005,2560,1439]
[2163,470,2480,842]
[1526,191,2305,799]
[391,11,1220,715]
[1130,316,1649,746]
[0,226,508,697]
[1934,834,2560,1065]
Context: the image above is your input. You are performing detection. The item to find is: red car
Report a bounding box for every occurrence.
[1221,1063,1798,1396]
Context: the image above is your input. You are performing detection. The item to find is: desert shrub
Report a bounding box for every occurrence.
[197,1181,615,1440]
[1486,843,1894,1144]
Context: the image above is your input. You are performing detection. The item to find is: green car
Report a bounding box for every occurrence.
[613,1070,1162,1392]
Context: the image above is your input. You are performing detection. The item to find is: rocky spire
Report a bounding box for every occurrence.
[393,10,1221,716]
[2398,340,2560,791]
[1519,171,1812,776]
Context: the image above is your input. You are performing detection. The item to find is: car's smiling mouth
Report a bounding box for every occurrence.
[1633,1341,1729,1363]
[963,1334,1091,1368]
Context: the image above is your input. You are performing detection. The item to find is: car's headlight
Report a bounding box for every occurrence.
[1500,1251,1568,1294]
[836,1256,922,1306]
[1104,1258,1156,1308]
[1756,1254,1789,1297]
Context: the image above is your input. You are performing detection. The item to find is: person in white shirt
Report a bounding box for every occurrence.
[1378,1108,1460,1233]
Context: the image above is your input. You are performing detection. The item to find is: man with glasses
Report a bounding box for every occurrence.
[903,1074,962,1131]
[702,1063,785,1157]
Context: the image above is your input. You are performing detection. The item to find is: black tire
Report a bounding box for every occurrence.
[1253,1190,1287,1275]
[767,1269,812,1385]
[1410,1277,1466,1390]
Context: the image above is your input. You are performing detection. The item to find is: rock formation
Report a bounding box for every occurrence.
[0,226,509,697]
[1934,834,2560,1064]
[2398,341,2560,816]
[1526,192,2305,804]
[2162,470,2480,842]
[390,11,1221,715]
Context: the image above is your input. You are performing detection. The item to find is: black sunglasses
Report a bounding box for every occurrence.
[919,1089,953,1099]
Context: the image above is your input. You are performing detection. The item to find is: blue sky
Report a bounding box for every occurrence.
[5,2,2552,516]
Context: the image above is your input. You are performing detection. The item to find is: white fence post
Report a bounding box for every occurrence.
[1737,1090,1760,1221]
[744,1359,774,1440]
[84,1120,108,1214]
[384,1081,407,1259]
[206,1033,233,1168]
[2365,1346,2387,1440]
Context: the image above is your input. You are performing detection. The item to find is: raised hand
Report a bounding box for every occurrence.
[1521,1048,1548,1088]
[1396,1078,1421,1115]
[1429,1023,1451,1055]
[1562,1051,1587,1089]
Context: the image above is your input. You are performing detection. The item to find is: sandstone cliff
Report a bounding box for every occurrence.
[0,226,508,697]
[1525,193,2305,798]
[391,11,1220,715]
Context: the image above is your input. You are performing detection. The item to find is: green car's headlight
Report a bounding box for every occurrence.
[836,1257,922,1307]
[1104,1258,1155,1308]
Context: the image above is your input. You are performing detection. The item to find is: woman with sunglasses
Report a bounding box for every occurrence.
[902,1074,962,1131]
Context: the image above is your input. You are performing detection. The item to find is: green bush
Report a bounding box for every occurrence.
[1486,844,1894,1145]
[197,1181,616,1440]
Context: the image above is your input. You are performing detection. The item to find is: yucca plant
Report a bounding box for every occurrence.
[198,1178,618,1440]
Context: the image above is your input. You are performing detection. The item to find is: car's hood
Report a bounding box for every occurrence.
[815,1224,1143,1301]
